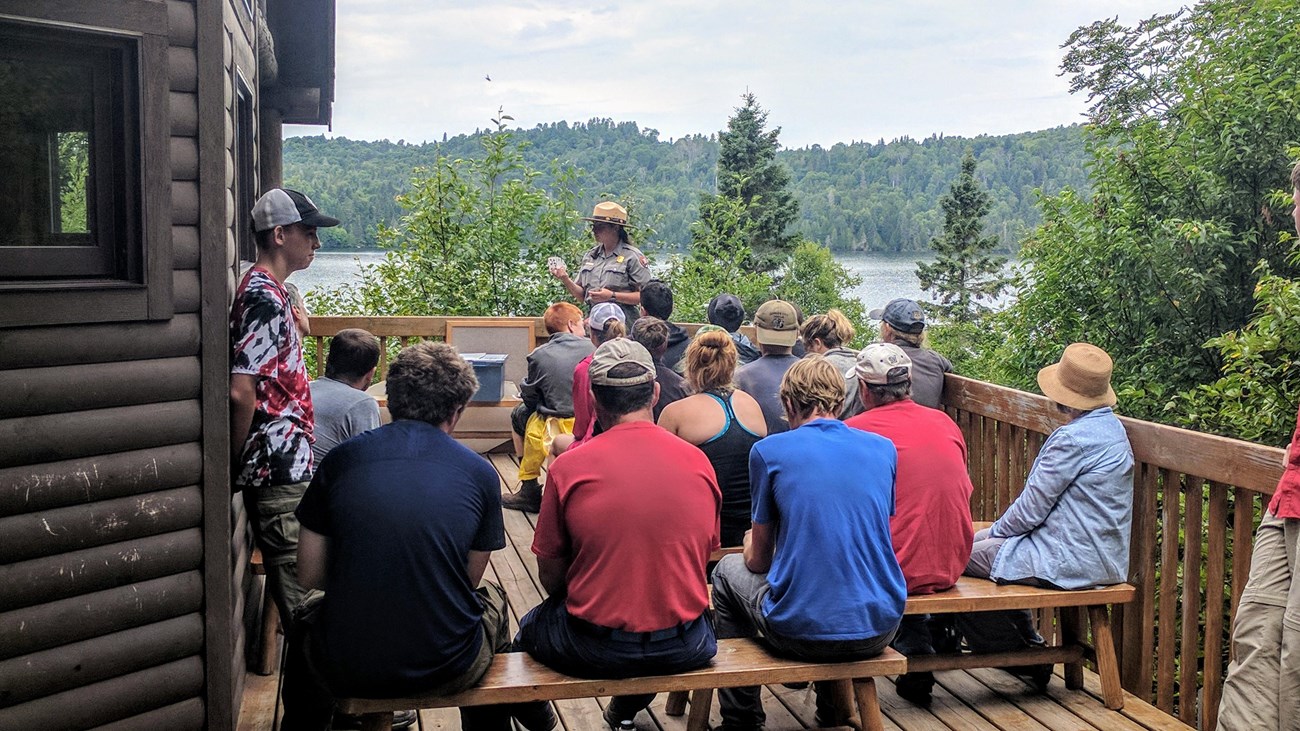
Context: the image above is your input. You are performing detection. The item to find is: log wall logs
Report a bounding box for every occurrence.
[0,357,200,419]
[0,528,203,610]
[0,571,202,661]
[0,486,201,564]
[0,0,214,725]
[0,656,203,730]
[0,400,201,469]
[0,316,200,369]
[89,698,206,731]
[0,613,203,707]
[0,443,202,515]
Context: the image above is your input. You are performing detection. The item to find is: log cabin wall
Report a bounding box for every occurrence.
[219,0,264,717]
[0,0,272,727]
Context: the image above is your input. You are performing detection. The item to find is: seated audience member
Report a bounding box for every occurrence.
[504,303,593,513]
[309,328,382,465]
[639,279,691,373]
[658,330,767,547]
[550,302,626,458]
[869,298,953,409]
[708,293,760,365]
[631,316,689,419]
[291,342,553,731]
[735,300,802,435]
[712,356,906,730]
[958,342,1133,691]
[845,343,973,706]
[519,338,720,729]
[799,309,862,419]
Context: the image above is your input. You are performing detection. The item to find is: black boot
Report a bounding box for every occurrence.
[502,479,543,513]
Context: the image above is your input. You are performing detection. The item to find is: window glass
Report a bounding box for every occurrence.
[0,23,137,280]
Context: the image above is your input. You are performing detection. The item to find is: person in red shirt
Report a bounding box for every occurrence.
[549,301,626,458]
[519,338,721,730]
[845,342,973,707]
[1218,162,1300,731]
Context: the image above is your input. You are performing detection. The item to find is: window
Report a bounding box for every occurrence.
[0,5,171,328]
[0,22,140,281]
[234,75,258,264]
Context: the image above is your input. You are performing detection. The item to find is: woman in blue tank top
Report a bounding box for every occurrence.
[658,330,767,546]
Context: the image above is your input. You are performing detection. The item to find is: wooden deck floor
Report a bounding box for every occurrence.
[238,453,1191,731]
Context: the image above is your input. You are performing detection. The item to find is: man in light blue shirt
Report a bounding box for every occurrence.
[958,343,1134,690]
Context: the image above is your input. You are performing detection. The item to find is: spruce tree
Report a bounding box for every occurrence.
[701,92,800,272]
[916,152,1009,324]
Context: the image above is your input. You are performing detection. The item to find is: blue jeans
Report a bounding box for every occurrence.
[515,595,716,721]
[711,555,897,730]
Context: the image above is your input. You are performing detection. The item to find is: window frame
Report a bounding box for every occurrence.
[0,4,171,328]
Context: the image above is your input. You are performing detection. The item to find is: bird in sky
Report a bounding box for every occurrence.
[484,74,491,82]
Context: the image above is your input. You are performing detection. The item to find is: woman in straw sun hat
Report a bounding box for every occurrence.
[550,201,652,326]
[954,342,1135,691]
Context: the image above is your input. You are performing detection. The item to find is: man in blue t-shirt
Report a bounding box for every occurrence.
[712,355,906,730]
[289,342,553,731]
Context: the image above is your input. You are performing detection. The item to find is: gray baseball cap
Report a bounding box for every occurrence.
[869,298,926,334]
[589,338,657,386]
[251,188,340,232]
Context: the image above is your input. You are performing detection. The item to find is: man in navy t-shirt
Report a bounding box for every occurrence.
[289,342,553,731]
[712,355,906,730]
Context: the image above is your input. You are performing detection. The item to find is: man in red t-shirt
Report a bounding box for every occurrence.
[845,343,973,707]
[1218,163,1300,731]
[519,338,721,729]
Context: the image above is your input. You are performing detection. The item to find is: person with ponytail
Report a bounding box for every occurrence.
[658,330,767,546]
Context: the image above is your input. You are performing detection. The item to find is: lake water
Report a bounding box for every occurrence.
[293,250,1013,312]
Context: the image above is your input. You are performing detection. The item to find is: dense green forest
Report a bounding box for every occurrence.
[284,122,1089,252]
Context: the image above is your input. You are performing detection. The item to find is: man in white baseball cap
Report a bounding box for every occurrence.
[229,187,342,726]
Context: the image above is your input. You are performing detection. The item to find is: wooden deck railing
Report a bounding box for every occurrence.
[306,315,1283,730]
[944,375,1282,730]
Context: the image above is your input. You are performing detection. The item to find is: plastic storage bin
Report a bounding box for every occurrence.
[461,353,508,402]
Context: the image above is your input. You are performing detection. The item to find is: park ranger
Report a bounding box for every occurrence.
[550,201,651,325]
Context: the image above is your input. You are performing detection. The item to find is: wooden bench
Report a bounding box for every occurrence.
[662,575,1135,717]
[249,547,282,676]
[903,576,1135,710]
[336,638,906,731]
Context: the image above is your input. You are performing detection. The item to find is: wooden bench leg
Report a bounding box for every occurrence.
[685,688,713,731]
[1088,604,1125,710]
[258,594,281,676]
[665,689,689,716]
[852,678,885,731]
[1060,606,1085,690]
[825,679,856,726]
[358,712,393,731]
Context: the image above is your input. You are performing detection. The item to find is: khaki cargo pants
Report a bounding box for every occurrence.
[251,480,310,631]
[1219,511,1300,730]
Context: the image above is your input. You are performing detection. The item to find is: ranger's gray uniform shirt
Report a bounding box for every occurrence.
[575,241,652,324]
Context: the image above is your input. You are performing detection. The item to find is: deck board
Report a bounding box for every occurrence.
[236,453,1192,731]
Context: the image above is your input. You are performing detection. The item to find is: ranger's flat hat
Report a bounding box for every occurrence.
[581,201,629,227]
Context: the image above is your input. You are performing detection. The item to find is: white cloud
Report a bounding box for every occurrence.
[290,0,1187,146]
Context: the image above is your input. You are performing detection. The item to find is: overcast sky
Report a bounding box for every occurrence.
[286,1,1188,149]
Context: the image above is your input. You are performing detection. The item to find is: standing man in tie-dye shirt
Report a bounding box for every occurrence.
[230,188,339,629]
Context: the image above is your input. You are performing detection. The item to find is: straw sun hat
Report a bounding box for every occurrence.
[581,201,629,227]
[1037,342,1117,410]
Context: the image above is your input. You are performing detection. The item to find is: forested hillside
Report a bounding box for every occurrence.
[284,121,1089,251]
